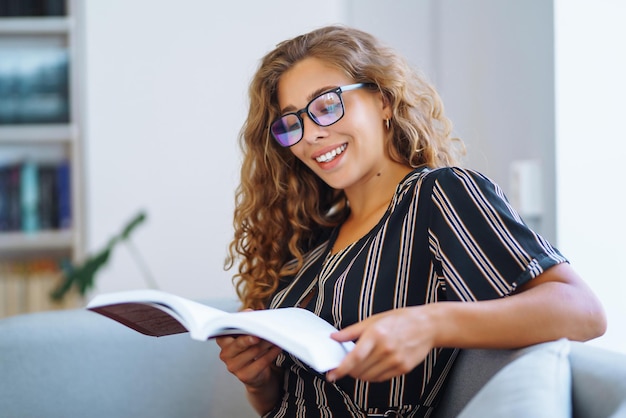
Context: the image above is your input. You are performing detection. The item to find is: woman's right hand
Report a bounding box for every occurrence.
[215,334,283,414]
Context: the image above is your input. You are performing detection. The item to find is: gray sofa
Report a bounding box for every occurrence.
[1,299,625,418]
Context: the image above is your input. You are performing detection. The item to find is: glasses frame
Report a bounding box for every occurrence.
[270,82,374,147]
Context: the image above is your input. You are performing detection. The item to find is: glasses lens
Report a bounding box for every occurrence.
[309,92,343,126]
[271,114,302,147]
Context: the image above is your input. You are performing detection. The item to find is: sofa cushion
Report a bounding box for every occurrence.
[456,339,571,418]
[0,299,257,418]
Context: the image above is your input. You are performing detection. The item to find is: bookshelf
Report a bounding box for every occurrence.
[0,0,83,317]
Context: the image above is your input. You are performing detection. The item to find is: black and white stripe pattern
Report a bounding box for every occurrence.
[266,167,566,417]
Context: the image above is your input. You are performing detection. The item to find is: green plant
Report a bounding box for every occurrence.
[51,210,155,300]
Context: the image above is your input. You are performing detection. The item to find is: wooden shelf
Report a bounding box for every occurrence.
[0,124,76,144]
[0,17,72,35]
[0,230,74,252]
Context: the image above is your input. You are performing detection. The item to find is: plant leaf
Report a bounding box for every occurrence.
[51,211,148,301]
[120,211,146,240]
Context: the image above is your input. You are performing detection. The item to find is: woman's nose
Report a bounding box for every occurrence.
[301,114,328,143]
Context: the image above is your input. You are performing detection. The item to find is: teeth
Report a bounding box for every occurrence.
[315,144,347,163]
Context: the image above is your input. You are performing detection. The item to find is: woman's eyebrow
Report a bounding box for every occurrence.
[308,85,336,101]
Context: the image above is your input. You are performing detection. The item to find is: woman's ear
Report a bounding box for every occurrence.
[380,90,392,119]
[381,93,393,120]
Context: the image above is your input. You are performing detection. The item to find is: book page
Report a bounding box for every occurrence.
[201,307,355,373]
[87,289,229,337]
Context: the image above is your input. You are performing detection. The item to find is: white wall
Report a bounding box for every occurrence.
[432,0,557,241]
[82,0,345,300]
[344,0,436,77]
[555,0,626,353]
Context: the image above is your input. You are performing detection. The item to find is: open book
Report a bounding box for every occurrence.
[86,289,354,373]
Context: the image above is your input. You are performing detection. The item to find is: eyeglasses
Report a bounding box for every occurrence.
[270,83,373,147]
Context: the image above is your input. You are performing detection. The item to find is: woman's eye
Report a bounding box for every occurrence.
[320,103,338,115]
[314,95,340,115]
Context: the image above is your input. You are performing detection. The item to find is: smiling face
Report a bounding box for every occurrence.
[277,57,394,191]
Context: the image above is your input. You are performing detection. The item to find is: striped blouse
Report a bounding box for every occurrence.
[265,167,567,418]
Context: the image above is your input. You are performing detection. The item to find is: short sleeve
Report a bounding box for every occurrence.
[427,167,567,301]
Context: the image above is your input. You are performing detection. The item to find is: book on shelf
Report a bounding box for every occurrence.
[0,165,9,230]
[0,48,69,125]
[0,261,27,317]
[20,160,39,232]
[4,163,22,231]
[37,163,59,230]
[55,159,71,229]
[0,159,71,233]
[87,289,355,373]
[0,0,66,17]
[0,258,73,318]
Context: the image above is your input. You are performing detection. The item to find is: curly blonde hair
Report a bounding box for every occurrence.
[225,25,463,310]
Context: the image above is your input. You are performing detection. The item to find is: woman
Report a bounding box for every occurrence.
[217,25,606,417]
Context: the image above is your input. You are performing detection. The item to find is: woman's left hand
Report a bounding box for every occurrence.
[327,306,436,382]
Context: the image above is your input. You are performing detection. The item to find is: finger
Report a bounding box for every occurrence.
[331,321,366,342]
[216,334,260,352]
[251,344,282,369]
[214,335,237,349]
[327,334,376,382]
[239,344,281,375]
[228,335,262,357]
[219,336,269,370]
[349,340,424,382]
[350,356,399,382]
[339,348,383,381]
[235,345,283,387]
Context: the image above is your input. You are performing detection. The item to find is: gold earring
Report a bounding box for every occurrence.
[385,119,390,130]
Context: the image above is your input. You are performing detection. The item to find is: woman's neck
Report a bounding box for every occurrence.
[330,163,413,254]
[343,163,413,223]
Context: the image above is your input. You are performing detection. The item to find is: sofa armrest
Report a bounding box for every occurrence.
[433,341,626,418]
[432,347,528,418]
[569,342,626,418]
